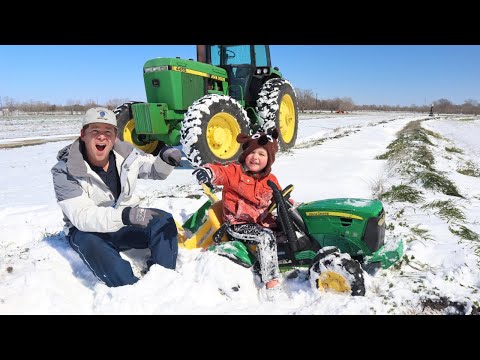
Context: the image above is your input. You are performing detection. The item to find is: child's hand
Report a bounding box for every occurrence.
[192,167,213,185]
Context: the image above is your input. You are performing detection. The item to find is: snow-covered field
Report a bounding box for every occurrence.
[1,111,479,314]
[0,114,81,141]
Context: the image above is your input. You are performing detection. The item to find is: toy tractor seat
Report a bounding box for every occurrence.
[178,199,229,250]
[208,200,226,237]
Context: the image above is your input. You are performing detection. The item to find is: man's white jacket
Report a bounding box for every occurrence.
[51,139,175,235]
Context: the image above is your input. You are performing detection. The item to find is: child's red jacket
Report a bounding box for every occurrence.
[204,162,282,228]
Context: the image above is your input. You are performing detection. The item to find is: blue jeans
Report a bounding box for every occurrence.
[68,210,178,287]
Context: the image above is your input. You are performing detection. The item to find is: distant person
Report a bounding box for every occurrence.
[429,105,434,117]
[193,128,288,302]
[51,107,182,287]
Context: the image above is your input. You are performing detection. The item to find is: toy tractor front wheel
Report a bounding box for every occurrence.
[256,78,298,150]
[181,94,250,167]
[309,246,366,296]
[114,101,163,155]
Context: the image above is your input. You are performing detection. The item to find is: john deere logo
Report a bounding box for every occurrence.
[99,111,106,118]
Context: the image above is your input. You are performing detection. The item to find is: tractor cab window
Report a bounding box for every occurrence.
[209,45,221,66]
[209,45,253,66]
[224,45,251,65]
[254,45,269,67]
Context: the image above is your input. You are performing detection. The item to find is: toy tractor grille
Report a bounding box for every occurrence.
[339,217,353,227]
[325,217,358,228]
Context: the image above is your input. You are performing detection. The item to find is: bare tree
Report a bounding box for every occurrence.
[434,99,454,114]
[65,99,77,115]
[105,98,132,110]
[84,99,98,109]
[464,98,479,106]
[339,97,355,112]
[3,96,16,111]
[295,88,307,113]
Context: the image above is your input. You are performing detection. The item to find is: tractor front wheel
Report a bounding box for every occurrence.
[256,78,298,150]
[114,101,163,155]
[180,94,250,167]
[309,246,366,296]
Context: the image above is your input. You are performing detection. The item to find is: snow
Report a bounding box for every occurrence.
[1,111,479,314]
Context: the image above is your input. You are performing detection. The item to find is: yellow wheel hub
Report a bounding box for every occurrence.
[279,94,296,144]
[123,119,159,154]
[207,112,241,159]
[316,271,351,294]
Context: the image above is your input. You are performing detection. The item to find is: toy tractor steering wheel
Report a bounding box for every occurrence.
[268,184,294,213]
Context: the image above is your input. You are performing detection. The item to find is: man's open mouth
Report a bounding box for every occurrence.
[96,144,107,151]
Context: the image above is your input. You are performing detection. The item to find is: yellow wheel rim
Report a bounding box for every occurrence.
[316,271,351,294]
[207,112,242,159]
[279,94,296,144]
[123,119,159,154]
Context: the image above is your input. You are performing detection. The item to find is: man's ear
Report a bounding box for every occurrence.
[80,128,85,140]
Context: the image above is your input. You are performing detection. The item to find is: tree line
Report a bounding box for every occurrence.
[1,91,479,115]
[0,96,130,114]
[295,89,480,115]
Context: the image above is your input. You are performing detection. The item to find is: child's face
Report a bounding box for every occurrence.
[245,147,268,173]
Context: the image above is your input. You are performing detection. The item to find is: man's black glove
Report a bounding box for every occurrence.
[122,207,164,228]
[192,167,213,185]
[159,146,182,167]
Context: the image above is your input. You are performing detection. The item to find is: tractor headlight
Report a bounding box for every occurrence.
[256,68,269,75]
[144,65,169,73]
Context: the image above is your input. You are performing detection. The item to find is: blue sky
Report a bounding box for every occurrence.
[1,45,479,107]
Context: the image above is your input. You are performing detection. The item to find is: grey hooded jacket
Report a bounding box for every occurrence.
[51,139,175,235]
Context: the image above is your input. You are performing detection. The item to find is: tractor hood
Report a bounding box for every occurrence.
[297,198,384,220]
[143,57,228,79]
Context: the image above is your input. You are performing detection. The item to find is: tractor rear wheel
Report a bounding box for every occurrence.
[256,78,298,150]
[180,94,250,167]
[113,101,163,155]
[309,246,366,296]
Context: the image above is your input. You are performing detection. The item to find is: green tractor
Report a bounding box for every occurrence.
[114,45,299,166]
[177,182,404,297]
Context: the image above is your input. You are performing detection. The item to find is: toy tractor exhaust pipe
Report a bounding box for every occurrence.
[196,45,207,63]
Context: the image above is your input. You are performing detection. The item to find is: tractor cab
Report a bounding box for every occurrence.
[198,45,276,105]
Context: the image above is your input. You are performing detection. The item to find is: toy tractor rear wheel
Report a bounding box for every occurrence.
[114,101,163,155]
[256,78,298,150]
[181,94,250,167]
[309,246,366,296]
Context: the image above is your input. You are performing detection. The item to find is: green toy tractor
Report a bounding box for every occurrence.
[114,45,299,166]
[177,181,404,296]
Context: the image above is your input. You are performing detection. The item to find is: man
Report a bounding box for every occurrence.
[51,107,182,287]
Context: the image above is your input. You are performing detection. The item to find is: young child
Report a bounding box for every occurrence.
[193,128,286,301]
